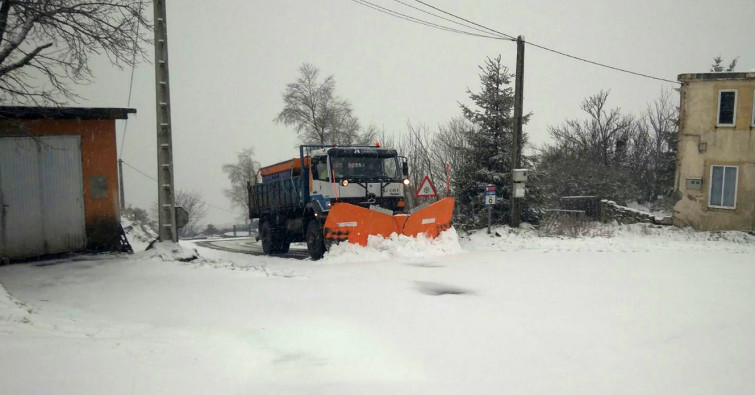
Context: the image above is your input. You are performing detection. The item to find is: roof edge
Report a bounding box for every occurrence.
[0,106,136,120]
[678,72,755,82]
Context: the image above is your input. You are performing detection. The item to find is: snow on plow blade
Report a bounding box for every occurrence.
[323,197,455,246]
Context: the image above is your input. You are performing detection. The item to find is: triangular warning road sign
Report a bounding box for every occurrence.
[415,175,438,198]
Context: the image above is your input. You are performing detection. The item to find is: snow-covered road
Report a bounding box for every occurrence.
[194,237,310,259]
[2,226,755,394]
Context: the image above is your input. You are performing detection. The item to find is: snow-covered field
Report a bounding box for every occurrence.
[2,224,755,394]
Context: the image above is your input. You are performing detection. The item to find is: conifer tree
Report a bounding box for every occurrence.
[456,55,530,227]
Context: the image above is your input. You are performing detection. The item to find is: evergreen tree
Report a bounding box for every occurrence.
[455,55,530,227]
[710,56,738,72]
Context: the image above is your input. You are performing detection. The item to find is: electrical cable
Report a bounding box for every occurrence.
[121,160,157,182]
[392,0,512,40]
[412,0,515,40]
[120,160,237,215]
[522,41,680,84]
[411,0,680,84]
[205,203,236,215]
[118,0,144,159]
[350,0,509,41]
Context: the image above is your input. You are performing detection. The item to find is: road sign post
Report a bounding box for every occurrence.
[484,184,496,234]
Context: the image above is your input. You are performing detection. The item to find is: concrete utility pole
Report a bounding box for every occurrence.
[154,0,177,242]
[509,35,525,227]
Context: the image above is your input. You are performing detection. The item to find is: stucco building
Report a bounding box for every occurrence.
[673,72,755,231]
[0,107,134,260]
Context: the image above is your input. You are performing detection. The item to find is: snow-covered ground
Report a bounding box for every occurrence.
[2,223,755,394]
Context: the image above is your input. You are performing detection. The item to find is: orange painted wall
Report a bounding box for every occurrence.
[0,119,119,228]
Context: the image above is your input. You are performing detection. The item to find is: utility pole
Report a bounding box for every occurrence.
[509,35,525,227]
[154,0,177,242]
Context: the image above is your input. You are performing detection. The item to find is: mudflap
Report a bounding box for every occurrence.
[323,197,455,246]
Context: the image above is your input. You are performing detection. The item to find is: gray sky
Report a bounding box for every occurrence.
[74,0,754,227]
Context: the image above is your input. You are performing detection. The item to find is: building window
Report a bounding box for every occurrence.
[716,89,737,126]
[709,165,737,209]
[90,176,108,198]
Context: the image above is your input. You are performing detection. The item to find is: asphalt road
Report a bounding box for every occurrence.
[194,237,310,260]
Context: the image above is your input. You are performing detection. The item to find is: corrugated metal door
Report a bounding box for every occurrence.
[0,136,86,259]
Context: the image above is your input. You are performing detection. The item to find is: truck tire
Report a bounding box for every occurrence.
[261,221,290,254]
[260,221,274,254]
[277,239,291,253]
[306,219,326,260]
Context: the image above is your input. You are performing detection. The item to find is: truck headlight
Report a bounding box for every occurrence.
[402,178,410,186]
[341,179,349,186]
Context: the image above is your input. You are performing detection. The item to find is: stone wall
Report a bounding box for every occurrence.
[599,200,673,225]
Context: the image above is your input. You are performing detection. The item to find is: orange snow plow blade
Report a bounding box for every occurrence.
[323,197,455,246]
[323,203,398,246]
[402,197,455,238]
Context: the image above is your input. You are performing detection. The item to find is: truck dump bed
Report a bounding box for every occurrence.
[259,157,309,183]
[250,157,310,217]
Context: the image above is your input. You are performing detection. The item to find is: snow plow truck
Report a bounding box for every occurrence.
[248,144,455,260]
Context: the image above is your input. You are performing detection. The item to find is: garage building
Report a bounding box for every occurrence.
[0,107,135,260]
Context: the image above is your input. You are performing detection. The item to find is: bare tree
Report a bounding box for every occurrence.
[548,90,634,166]
[639,89,678,199]
[275,63,372,144]
[151,189,207,237]
[433,117,474,195]
[0,0,150,105]
[174,190,207,237]
[355,123,379,145]
[536,90,679,206]
[222,148,259,219]
[204,223,218,236]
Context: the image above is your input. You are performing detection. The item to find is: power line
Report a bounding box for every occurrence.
[349,0,509,41]
[121,160,157,182]
[522,41,679,84]
[392,0,511,40]
[120,160,237,215]
[406,0,679,84]
[205,202,236,215]
[119,0,144,159]
[412,0,515,40]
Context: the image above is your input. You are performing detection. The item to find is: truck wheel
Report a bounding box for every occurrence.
[260,221,274,254]
[262,221,289,254]
[306,219,326,260]
[276,239,291,254]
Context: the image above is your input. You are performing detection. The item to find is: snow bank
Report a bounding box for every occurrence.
[121,215,157,252]
[463,222,755,253]
[143,241,199,262]
[323,227,463,263]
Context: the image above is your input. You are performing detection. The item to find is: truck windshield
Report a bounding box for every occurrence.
[331,156,400,180]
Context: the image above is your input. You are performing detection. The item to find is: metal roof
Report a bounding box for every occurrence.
[0,106,136,120]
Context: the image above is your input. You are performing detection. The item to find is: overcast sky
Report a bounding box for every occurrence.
[73,0,754,227]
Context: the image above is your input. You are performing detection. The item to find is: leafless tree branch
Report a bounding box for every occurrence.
[0,0,151,105]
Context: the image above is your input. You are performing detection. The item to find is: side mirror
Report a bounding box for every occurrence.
[400,157,409,176]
